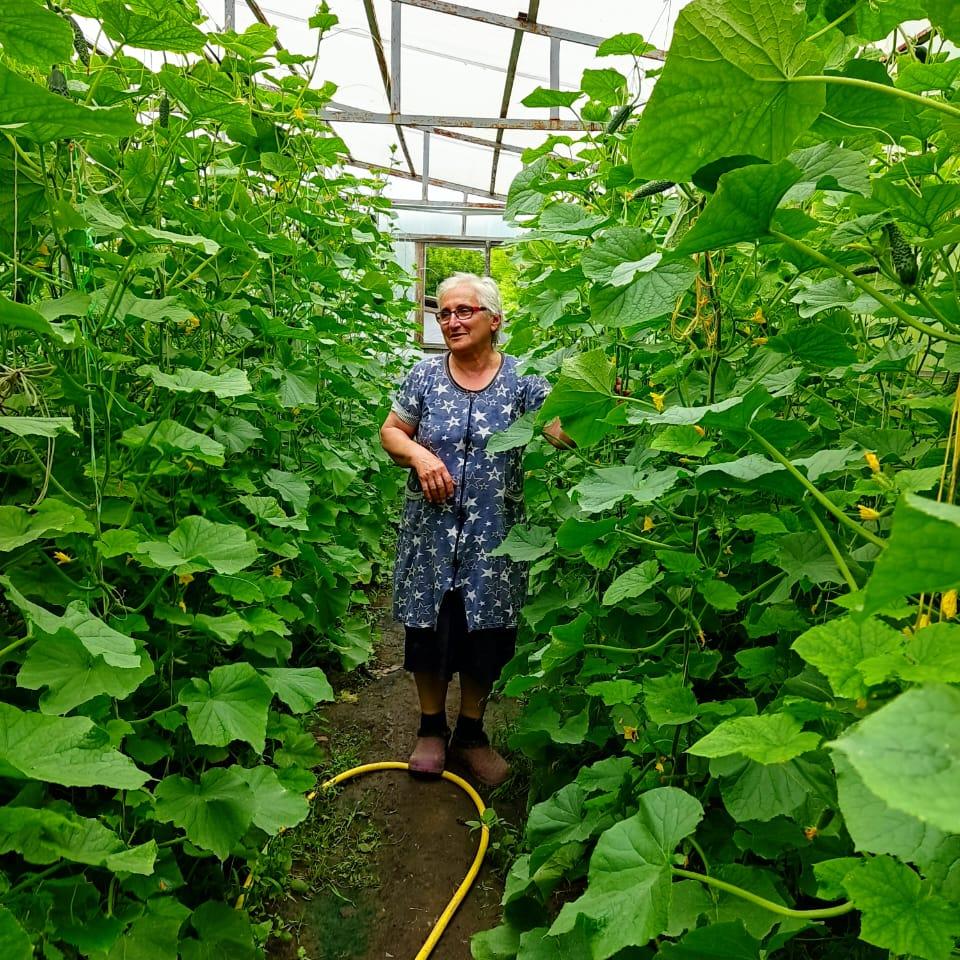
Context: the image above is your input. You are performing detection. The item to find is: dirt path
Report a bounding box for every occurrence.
[273,600,521,960]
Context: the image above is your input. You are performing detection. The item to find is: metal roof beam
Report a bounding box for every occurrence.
[394,234,510,244]
[431,129,527,156]
[360,0,416,175]
[347,158,506,200]
[390,199,504,214]
[489,0,538,196]
[396,0,666,58]
[319,107,600,131]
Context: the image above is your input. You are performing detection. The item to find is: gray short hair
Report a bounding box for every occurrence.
[436,272,504,345]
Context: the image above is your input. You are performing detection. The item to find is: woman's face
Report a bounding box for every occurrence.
[437,283,500,356]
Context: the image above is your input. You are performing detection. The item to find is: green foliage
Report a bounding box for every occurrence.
[482,1,960,956]
[0,5,411,957]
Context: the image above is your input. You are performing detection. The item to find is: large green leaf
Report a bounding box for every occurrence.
[549,788,703,958]
[105,899,189,960]
[2,577,139,668]
[0,62,137,143]
[0,295,75,342]
[925,0,960,42]
[712,754,824,822]
[630,0,825,181]
[792,616,903,699]
[0,2,73,67]
[830,684,960,834]
[0,416,77,438]
[489,525,555,562]
[841,855,958,960]
[537,349,622,447]
[690,714,821,765]
[234,765,310,834]
[573,465,684,514]
[581,228,656,285]
[120,420,225,466]
[19,633,152,714]
[0,499,93,551]
[676,160,801,254]
[657,921,760,960]
[602,560,663,606]
[0,906,33,960]
[178,663,273,752]
[0,806,156,874]
[859,623,960,686]
[99,0,207,52]
[861,494,960,615]
[835,753,951,867]
[0,702,148,789]
[526,782,600,848]
[263,469,311,514]
[137,516,258,575]
[154,768,255,859]
[589,257,698,328]
[137,365,251,399]
[260,667,334,713]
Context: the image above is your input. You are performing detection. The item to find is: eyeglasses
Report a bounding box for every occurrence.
[437,305,491,325]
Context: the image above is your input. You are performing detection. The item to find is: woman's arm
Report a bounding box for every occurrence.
[380,412,455,504]
[542,417,575,449]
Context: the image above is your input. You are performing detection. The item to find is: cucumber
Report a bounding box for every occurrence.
[159,95,170,128]
[632,179,675,200]
[605,103,634,134]
[883,222,918,286]
[69,16,90,66]
[47,66,69,97]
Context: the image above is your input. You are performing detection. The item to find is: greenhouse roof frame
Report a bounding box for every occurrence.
[221,0,667,214]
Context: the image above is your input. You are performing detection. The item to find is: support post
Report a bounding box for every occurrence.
[224,0,235,30]
[422,129,431,200]
[391,0,402,114]
[549,37,560,121]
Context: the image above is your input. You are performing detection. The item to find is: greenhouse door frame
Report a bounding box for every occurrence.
[411,236,505,349]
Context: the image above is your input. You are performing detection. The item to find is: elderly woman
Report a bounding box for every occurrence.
[379,273,567,786]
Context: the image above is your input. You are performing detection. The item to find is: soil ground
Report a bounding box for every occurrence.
[269,598,524,960]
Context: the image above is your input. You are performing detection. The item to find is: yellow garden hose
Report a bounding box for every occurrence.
[236,761,490,960]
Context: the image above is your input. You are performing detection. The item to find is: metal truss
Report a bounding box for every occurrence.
[225,0,648,213]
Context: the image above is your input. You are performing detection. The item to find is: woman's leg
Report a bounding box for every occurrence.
[414,671,449,715]
[458,672,490,720]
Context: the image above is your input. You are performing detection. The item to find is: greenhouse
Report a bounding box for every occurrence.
[1,1,959,958]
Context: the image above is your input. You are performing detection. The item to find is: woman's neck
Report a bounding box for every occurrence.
[449,347,499,376]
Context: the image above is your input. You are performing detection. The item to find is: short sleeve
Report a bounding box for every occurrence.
[391,361,428,427]
[520,374,551,414]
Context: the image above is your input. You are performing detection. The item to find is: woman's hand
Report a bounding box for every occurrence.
[413,450,455,504]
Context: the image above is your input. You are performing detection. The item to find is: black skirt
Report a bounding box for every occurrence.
[403,589,517,686]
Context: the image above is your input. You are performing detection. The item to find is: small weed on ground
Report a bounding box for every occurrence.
[258,723,383,959]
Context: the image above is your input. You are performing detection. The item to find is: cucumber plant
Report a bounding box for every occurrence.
[478,1,960,958]
[0,2,412,956]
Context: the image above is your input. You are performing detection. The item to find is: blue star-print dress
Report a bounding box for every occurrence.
[391,353,550,630]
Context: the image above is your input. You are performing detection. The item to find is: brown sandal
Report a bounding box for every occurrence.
[448,741,510,787]
[408,732,448,778]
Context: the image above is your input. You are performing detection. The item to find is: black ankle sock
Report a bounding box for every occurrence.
[452,714,488,747]
[418,711,448,738]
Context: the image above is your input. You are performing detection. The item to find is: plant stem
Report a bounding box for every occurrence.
[671,868,855,919]
[768,230,960,345]
[805,0,865,42]
[804,502,859,591]
[618,530,684,551]
[791,74,960,121]
[746,427,885,549]
[0,636,29,660]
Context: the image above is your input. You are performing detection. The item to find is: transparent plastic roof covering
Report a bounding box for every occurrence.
[194,1,693,201]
